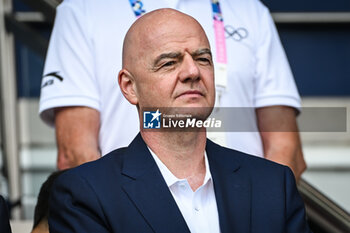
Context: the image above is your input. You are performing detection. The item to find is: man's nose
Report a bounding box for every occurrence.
[178,54,200,82]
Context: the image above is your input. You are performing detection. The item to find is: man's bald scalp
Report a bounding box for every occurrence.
[122,8,205,69]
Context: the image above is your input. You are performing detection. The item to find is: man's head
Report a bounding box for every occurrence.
[118,9,215,120]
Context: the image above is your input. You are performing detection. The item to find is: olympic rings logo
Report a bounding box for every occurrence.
[224,25,248,41]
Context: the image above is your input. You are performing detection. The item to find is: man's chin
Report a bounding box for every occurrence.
[166,106,213,121]
[175,99,213,109]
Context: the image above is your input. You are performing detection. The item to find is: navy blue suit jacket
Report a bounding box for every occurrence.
[0,195,12,233]
[49,134,310,233]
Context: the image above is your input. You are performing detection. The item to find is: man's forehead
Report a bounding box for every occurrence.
[140,30,210,62]
[146,25,210,49]
[143,24,205,44]
[136,11,207,45]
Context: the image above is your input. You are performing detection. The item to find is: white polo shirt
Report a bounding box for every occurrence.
[149,148,221,233]
[39,0,300,156]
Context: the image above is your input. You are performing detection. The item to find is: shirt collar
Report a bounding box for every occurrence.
[148,147,212,188]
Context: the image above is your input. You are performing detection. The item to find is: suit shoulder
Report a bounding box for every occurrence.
[236,147,287,173]
[64,147,127,181]
[207,140,288,175]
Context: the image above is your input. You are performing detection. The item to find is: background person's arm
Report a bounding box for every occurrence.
[256,106,306,181]
[55,106,101,170]
[39,1,101,170]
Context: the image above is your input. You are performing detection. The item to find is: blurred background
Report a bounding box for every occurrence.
[0,0,349,232]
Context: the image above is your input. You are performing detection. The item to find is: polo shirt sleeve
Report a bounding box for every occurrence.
[253,1,301,111]
[39,0,100,127]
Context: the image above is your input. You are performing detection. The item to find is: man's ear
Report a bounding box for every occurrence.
[118,69,139,105]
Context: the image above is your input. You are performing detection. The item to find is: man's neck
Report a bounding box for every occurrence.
[141,130,207,191]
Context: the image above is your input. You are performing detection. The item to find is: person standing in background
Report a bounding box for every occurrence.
[39,0,306,180]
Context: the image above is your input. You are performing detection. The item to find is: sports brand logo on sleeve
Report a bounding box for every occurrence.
[143,109,162,129]
[41,71,64,88]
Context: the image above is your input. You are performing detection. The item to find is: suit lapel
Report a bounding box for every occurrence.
[121,134,190,233]
[206,140,252,233]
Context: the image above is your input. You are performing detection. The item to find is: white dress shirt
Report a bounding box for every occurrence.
[149,148,221,233]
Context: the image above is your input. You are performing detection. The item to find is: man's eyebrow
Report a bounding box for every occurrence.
[153,52,182,66]
[152,49,212,68]
[191,48,212,57]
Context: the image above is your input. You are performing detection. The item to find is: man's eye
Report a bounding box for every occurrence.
[162,61,176,67]
[197,58,211,64]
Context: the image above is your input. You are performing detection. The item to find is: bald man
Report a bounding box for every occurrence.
[49,9,310,233]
